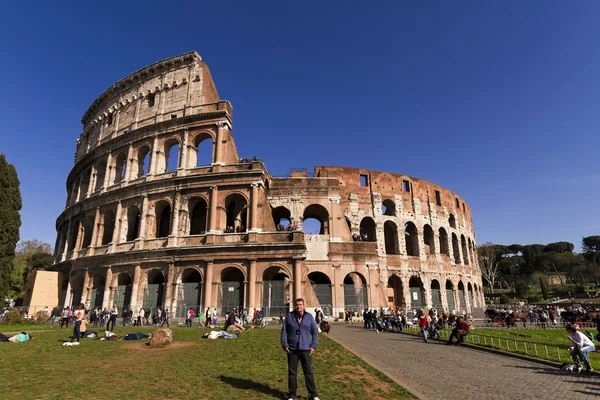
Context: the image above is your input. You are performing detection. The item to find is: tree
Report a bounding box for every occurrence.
[498,256,524,276]
[23,251,55,282]
[10,239,53,300]
[583,236,600,265]
[479,242,500,293]
[0,154,22,301]
[544,241,574,253]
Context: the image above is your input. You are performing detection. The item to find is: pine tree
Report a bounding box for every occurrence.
[0,153,22,302]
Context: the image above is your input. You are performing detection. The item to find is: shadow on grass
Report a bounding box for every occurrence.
[218,375,285,397]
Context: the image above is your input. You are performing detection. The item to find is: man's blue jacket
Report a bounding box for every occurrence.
[281,310,318,351]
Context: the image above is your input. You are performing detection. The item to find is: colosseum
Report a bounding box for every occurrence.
[25,51,484,320]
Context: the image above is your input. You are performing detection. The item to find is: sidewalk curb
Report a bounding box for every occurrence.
[398,330,600,376]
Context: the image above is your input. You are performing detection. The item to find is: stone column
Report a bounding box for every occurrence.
[204,261,214,309]
[102,153,113,190]
[441,283,449,313]
[248,259,257,309]
[78,270,89,306]
[124,144,134,182]
[164,263,175,317]
[88,165,97,196]
[111,201,123,247]
[180,129,189,170]
[293,258,303,301]
[208,187,219,233]
[214,122,228,165]
[131,265,142,311]
[61,219,74,261]
[149,136,159,176]
[95,211,105,248]
[101,267,113,310]
[250,183,259,232]
[136,196,149,250]
[63,273,73,308]
[170,191,181,246]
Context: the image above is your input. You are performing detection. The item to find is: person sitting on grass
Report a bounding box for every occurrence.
[567,323,595,374]
[446,317,470,346]
[224,310,246,333]
[320,320,330,335]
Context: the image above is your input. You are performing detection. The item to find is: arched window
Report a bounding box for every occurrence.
[423,224,435,255]
[404,222,419,256]
[82,214,94,248]
[79,169,92,199]
[359,217,377,242]
[272,206,292,231]
[452,233,461,263]
[189,197,208,235]
[344,272,368,310]
[163,139,179,173]
[409,276,425,308]
[126,205,141,241]
[384,221,399,254]
[449,214,456,229]
[461,235,470,265]
[387,275,404,310]
[382,199,395,216]
[302,204,329,235]
[137,146,151,178]
[224,194,248,233]
[446,280,455,311]
[431,280,442,310]
[101,209,116,245]
[193,133,213,167]
[155,201,172,238]
[438,228,449,255]
[113,154,127,184]
[94,160,107,192]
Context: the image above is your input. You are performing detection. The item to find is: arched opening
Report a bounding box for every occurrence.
[79,169,91,199]
[343,272,368,311]
[113,154,127,185]
[461,235,470,265]
[452,233,461,263]
[423,224,435,255]
[446,280,455,311]
[458,281,466,310]
[67,220,80,252]
[143,270,165,311]
[409,276,425,309]
[114,273,132,311]
[94,160,107,192]
[302,204,329,235]
[189,197,208,235]
[263,267,291,317]
[224,194,248,233]
[468,282,474,308]
[194,134,213,167]
[431,280,442,311]
[164,139,179,172]
[387,275,404,310]
[82,214,94,249]
[438,228,449,255]
[155,201,172,238]
[308,272,332,316]
[126,205,141,242]
[449,214,456,229]
[89,275,105,310]
[70,276,83,308]
[177,269,203,317]
[404,222,419,257]
[384,221,399,254]
[101,209,116,246]
[272,206,292,231]
[382,199,396,216]
[136,146,151,178]
[359,217,376,242]
[220,267,245,314]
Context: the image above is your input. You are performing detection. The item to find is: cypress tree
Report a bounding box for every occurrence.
[0,153,22,302]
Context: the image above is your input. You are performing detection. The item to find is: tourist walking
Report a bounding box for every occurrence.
[107,304,118,332]
[280,298,320,400]
[60,306,70,328]
[161,308,169,327]
[186,307,195,328]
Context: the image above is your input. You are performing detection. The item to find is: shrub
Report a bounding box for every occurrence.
[35,311,49,324]
[3,309,21,324]
[500,294,511,304]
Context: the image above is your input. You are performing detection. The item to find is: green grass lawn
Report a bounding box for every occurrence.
[0,326,413,400]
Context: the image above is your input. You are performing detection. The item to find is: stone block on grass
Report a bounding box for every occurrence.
[149,328,172,347]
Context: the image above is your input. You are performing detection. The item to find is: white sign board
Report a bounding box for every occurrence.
[412,292,418,300]
[228,287,234,292]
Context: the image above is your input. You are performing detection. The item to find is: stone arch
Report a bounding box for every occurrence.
[81,213,95,249]
[113,152,127,185]
[446,280,455,311]
[155,200,172,238]
[438,228,449,255]
[451,233,461,263]
[384,221,399,254]
[303,204,329,235]
[359,217,376,242]
[94,158,107,192]
[404,222,419,257]
[101,209,116,245]
[89,274,105,309]
[387,275,404,310]
[67,218,81,252]
[262,266,291,317]
[308,271,332,316]
[423,224,435,255]
[449,213,456,229]
[79,168,92,199]
[272,206,292,230]
[409,276,425,309]
[458,281,467,310]
[224,193,248,232]
[126,205,141,242]
[162,137,180,173]
[343,272,368,311]
[114,273,132,311]
[220,266,245,314]
[143,269,165,310]
[191,131,215,168]
[461,235,470,265]
[188,196,208,235]
[177,268,203,316]
[431,279,443,310]
[382,199,396,216]
[136,145,151,178]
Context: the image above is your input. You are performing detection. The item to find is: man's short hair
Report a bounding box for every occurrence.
[295,298,305,304]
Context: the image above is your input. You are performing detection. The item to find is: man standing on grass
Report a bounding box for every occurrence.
[281,298,320,400]
[107,304,118,332]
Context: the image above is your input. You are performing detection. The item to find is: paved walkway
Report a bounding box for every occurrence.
[329,325,600,400]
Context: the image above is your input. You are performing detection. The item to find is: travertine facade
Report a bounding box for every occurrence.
[39,51,484,319]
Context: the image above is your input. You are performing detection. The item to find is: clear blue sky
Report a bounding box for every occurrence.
[1,1,599,251]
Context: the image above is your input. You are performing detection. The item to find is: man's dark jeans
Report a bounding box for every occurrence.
[447,328,466,345]
[287,349,317,399]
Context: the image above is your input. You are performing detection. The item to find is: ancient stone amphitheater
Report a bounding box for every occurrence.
[29,51,484,319]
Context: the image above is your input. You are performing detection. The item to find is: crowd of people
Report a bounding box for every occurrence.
[351,233,370,242]
[276,224,298,232]
[224,225,246,233]
[486,304,600,329]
